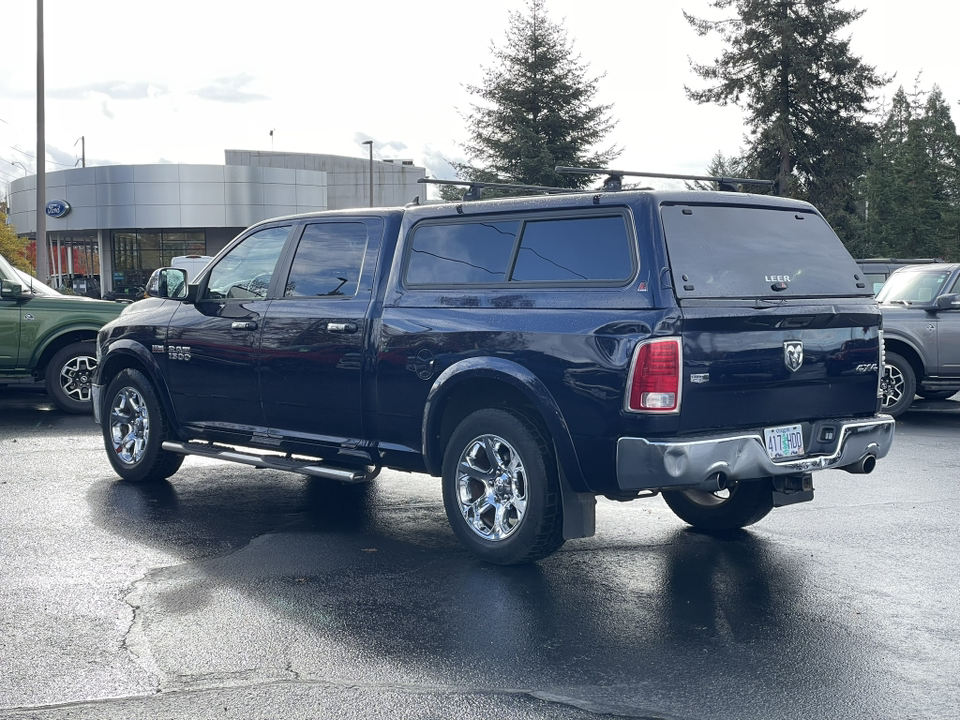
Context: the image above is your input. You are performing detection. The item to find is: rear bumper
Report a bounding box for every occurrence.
[616,415,895,490]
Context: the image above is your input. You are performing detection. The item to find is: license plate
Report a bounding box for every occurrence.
[763,424,804,460]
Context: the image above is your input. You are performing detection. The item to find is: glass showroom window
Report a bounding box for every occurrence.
[112,230,206,288]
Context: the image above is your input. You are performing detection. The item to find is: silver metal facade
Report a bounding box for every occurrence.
[224,150,426,209]
[8,162,329,235]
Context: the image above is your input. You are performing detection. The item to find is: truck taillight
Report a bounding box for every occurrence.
[626,337,682,413]
[878,330,885,399]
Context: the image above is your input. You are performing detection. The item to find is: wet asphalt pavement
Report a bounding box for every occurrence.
[0,386,957,720]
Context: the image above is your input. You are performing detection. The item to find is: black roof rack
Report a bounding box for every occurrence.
[555,166,774,193]
[418,177,578,201]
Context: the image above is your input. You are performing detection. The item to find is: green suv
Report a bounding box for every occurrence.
[1,252,124,413]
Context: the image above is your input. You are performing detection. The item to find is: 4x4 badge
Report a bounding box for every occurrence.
[784,341,803,372]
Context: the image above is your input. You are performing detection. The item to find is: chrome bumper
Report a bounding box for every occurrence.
[616,415,895,490]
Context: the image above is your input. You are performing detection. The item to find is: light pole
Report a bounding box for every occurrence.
[74,136,85,167]
[362,140,373,207]
[36,0,48,283]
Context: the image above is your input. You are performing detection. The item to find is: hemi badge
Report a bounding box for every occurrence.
[690,373,709,384]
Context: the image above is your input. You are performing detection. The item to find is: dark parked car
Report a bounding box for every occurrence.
[92,171,894,564]
[102,284,145,302]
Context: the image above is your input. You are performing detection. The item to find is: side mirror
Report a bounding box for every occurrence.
[145,267,189,300]
[1,279,23,299]
[934,293,960,311]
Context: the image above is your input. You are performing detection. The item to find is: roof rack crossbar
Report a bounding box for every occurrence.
[418,177,578,201]
[555,166,774,192]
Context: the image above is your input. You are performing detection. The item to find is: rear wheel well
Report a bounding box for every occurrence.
[431,379,547,474]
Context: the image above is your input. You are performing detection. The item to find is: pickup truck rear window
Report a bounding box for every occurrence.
[661,204,869,299]
[405,214,634,286]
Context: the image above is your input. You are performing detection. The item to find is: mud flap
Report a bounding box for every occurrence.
[559,468,596,540]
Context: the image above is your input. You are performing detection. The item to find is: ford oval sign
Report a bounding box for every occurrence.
[45,200,71,218]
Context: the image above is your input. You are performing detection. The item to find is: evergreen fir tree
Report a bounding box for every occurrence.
[685,0,884,244]
[447,0,619,198]
[919,87,960,258]
[686,151,748,191]
[862,84,960,259]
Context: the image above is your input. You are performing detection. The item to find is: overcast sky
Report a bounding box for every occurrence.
[2,0,959,197]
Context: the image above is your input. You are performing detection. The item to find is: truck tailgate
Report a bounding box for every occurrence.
[678,304,881,432]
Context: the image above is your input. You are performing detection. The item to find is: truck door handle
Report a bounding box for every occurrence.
[231,321,258,330]
[327,322,358,334]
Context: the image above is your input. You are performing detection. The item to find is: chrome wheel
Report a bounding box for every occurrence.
[881,363,905,410]
[109,386,151,465]
[58,353,97,403]
[455,433,528,541]
[102,368,183,483]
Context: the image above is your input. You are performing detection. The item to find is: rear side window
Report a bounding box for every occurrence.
[283,222,368,297]
[407,221,519,285]
[512,216,633,282]
[861,273,886,294]
[661,204,868,298]
[405,213,634,286]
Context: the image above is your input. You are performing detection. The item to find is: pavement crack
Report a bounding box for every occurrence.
[1,680,697,719]
[119,566,172,693]
[528,690,696,719]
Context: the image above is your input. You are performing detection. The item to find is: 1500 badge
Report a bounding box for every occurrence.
[152,344,192,361]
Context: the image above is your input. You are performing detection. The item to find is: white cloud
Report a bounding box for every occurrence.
[49,80,169,101]
[417,145,461,181]
[193,74,268,104]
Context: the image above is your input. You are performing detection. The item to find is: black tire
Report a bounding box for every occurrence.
[662,480,774,531]
[441,408,564,565]
[102,368,183,483]
[916,389,956,400]
[44,341,98,413]
[881,351,916,418]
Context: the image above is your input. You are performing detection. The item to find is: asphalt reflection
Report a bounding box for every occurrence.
[0,386,89,435]
[90,470,878,719]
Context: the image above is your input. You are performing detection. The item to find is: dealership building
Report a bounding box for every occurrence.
[7,150,426,295]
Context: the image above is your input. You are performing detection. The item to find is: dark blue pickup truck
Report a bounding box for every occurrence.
[92,177,894,564]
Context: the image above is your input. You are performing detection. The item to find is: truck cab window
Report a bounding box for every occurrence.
[203,226,290,300]
[283,222,368,297]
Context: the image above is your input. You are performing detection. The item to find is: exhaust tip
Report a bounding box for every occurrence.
[842,454,877,474]
[694,472,727,492]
